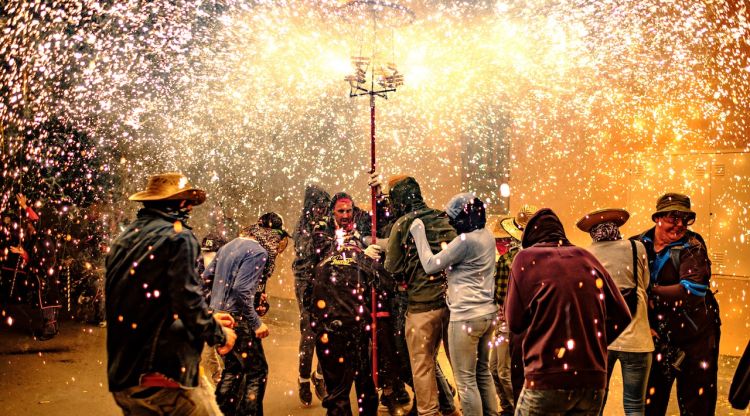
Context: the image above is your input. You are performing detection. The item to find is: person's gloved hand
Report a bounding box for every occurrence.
[409,218,425,234]
[364,244,383,260]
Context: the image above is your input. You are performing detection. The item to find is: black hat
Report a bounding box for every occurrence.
[258,212,290,238]
[201,233,227,252]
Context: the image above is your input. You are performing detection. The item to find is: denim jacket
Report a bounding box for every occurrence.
[105,208,226,391]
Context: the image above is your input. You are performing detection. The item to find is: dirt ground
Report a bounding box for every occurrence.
[0,306,745,415]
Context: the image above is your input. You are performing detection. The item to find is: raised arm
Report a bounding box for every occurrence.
[408,218,466,275]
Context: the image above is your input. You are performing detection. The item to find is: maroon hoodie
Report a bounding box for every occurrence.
[505,208,631,390]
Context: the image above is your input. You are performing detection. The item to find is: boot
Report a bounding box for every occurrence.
[312,372,327,401]
[298,380,312,406]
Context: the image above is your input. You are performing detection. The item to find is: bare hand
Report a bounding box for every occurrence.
[368,171,383,195]
[213,312,235,328]
[364,244,383,261]
[217,326,236,355]
[255,323,270,339]
[16,193,27,209]
[10,246,25,255]
[650,328,659,339]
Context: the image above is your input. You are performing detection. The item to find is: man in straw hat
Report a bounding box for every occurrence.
[631,193,721,415]
[577,208,653,415]
[105,172,236,415]
[489,204,537,415]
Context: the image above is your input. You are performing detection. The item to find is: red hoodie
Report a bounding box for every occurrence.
[505,209,631,390]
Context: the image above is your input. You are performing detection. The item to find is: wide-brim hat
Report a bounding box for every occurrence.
[129,172,206,205]
[576,208,630,232]
[488,215,512,239]
[500,204,538,241]
[651,193,695,221]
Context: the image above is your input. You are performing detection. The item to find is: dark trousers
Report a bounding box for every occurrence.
[216,320,268,416]
[645,327,720,416]
[375,296,403,392]
[316,325,378,416]
[295,278,321,379]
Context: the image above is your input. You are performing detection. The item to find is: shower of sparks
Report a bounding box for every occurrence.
[0,0,749,346]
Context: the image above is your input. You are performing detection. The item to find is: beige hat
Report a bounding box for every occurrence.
[500,204,538,241]
[576,208,630,232]
[488,215,512,239]
[129,173,206,205]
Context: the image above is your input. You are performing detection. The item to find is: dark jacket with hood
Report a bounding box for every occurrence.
[292,185,331,283]
[105,208,226,391]
[505,208,631,390]
[384,177,456,313]
[311,239,393,331]
[631,227,720,345]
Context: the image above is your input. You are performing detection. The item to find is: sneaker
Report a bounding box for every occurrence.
[312,373,327,401]
[298,381,312,406]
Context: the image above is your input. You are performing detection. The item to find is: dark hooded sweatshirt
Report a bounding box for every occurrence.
[292,185,331,283]
[505,208,631,390]
[384,177,457,313]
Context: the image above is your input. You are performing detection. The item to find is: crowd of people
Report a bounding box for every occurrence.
[85,171,736,416]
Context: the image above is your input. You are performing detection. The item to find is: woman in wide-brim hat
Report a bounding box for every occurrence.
[577,207,653,416]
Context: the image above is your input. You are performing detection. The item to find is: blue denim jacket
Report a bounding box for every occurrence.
[206,237,267,331]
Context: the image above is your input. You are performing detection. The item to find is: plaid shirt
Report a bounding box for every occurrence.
[495,242,520,306]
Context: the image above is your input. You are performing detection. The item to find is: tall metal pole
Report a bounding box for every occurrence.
[369,92,379,388]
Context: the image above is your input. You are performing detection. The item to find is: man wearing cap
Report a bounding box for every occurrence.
[490,204,536,415]
[106,173,237,415]
[632,193,721,415]
[578,208,653,415]
[205,214,288,416]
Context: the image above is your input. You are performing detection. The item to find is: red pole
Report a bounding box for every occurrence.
[370,93,378,388]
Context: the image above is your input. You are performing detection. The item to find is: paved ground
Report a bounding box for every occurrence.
[0,306,745,415]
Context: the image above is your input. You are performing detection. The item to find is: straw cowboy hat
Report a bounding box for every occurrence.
[129,172,206,205]
[500,204,538,241]
[576,208,630,232]
[488,215,511,239]
[651,193,695,221]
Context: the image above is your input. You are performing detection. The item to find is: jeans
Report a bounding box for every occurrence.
[602,351,651,416]
[113,385,221,415]
[489,320,514,415]
[215,320,268,416]
[515,388,604,416]
[449,312,498,416]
